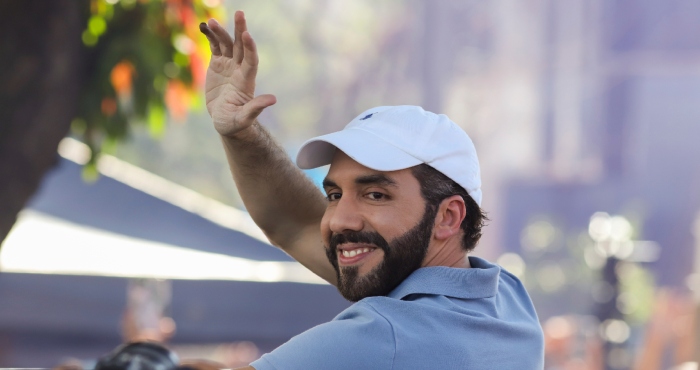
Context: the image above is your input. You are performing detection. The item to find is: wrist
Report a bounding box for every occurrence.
[223,121,260,142]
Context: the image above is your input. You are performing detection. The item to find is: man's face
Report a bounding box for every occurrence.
[321,151,434,302]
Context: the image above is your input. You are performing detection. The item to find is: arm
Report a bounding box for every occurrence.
[199,12,336,285]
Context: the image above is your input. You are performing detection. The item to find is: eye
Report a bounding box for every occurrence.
[326,192,342,201]
[366,192,386,200]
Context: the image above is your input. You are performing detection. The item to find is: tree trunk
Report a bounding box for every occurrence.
[0,1,86,247]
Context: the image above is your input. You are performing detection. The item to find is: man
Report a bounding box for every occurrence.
[198,11,544,370]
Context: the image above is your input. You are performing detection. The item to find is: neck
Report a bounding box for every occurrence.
[422,238,470,268]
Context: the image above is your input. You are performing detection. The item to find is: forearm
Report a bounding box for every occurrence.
[221,122,337,284]
[198,13,336,284]
[223,122,323,237]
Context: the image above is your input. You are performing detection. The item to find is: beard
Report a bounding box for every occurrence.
[325,205,436,302]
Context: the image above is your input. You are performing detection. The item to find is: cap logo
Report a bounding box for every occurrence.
[359,113,374,120]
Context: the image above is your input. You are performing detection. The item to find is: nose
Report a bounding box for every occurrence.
[328,196,364,235]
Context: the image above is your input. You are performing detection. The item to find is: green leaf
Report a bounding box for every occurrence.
[82,162,100,183]
[82,30,98,46]
[173,52,190,67]
[148,104,166,137]
[88,16,107,37]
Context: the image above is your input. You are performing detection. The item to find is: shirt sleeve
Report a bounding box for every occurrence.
[250,301,396,370]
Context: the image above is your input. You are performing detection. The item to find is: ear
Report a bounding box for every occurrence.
[433,195,466,241]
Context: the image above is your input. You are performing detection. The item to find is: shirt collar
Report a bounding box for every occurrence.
[387,256,500,300]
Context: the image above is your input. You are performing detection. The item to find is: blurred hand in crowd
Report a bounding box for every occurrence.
[634,289,697,370]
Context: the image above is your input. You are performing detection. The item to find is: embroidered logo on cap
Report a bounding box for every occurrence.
[359,113,374,120]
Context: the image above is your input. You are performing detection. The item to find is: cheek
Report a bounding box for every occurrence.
[365,207,415,238]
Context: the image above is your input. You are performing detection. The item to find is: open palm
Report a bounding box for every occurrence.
[200,12,276,137]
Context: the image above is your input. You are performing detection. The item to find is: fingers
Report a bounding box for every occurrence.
[208,19,234,58]
[241,31,259,79]
[241,94,277,122]
[199,22,222,56]
[232,10,247,64]
[199,13,250,62]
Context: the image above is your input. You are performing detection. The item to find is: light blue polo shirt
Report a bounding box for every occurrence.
[251,256,544,370]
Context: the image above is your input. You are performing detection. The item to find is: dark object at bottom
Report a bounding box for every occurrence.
[95,342,193,370]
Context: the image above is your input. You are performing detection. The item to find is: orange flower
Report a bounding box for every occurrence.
[180,6,195,27]
[190,53,205,88]
[110,60,135,97]
[165,80,190,121]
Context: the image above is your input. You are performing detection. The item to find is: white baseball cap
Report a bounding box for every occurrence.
[296,105,482,206]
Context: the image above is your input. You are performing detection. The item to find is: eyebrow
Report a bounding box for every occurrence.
[322,174,397,189]
[322,179,337,189]
[355,174,397,187]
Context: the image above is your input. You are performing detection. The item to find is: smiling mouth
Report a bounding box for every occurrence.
[341,247,373,258]
[337,245,378,265]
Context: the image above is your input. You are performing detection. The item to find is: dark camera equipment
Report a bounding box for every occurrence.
[94,341,194,370]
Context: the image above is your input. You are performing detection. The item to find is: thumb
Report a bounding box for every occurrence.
[241,94,277,122]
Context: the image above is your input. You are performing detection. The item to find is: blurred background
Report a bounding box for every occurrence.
[1,0,700,369]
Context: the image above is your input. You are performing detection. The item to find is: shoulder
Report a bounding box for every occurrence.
[336,297,396,323]
[251,301,396,370]
[496,265,542,320]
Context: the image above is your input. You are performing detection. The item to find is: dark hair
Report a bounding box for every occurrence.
[411,164,488,252]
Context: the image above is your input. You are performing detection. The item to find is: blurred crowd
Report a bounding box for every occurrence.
[544,289,698,370]
[49,286,697,370]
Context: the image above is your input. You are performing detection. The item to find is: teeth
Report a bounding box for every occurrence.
[341,248,372,258]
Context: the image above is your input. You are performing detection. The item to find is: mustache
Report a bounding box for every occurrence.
[329,231,390,252]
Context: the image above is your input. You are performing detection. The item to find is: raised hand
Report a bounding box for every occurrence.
[199,12,335,286]
[199,11,276,137]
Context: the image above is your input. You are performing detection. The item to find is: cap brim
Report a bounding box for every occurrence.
[296,128,422,171]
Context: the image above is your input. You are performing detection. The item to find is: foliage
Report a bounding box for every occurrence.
[113,0,409,206]
[71,0,224,171]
